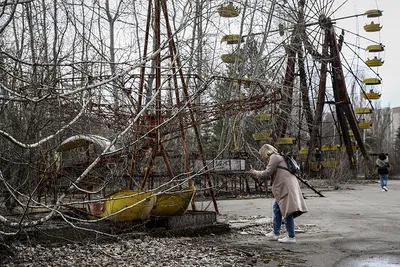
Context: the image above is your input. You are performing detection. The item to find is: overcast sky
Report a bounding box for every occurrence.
[344,0,399,108]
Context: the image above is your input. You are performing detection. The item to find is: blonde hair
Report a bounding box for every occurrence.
[259,144,278,160]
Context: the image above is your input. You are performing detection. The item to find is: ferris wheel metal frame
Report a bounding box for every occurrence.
[219,0,385,174]
[125,0,385,202]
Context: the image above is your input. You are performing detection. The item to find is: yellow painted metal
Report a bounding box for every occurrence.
[321,160,338,168]
[355,107,373,114]
[364,23,382,32]
[252,131,273,141]
[299,147,319,154]
[348,130,354,137]
[217,4,240,17]
[150,186,196,216]
[276,137,295,145]
[366,44,385,52]
[221,34,244,44]
[363,78,381,85]
[364,9,383,18]
[221,53,244,64]
[358,121,372,129]
[366,58,384,67]
[310,163,320,172]
[362,91,381,100]
[299,147,308,155]
[321,144,339,151]
[254,113,272,121]
[88,190,156,221]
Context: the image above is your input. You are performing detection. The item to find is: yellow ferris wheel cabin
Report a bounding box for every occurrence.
[221,34,244,45]
[366,57,384,67]
[363,77,381,85]
[217,4,240,18]
[364,9,383,18]
[366,44,385,53]
[355,107,373,114]
[362,90,381,100]
[364,22,382,32]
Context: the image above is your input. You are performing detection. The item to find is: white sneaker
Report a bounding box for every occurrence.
[278,236,296,244]
[265,231,279,240]
[383,186,388,191]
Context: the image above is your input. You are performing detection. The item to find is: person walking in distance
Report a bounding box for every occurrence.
[376,153,390,191]
[250,144,308,244]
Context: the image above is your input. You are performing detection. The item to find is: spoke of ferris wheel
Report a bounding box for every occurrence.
[326,0,348,18]
[303,0,330,21]
[246,15,361,39]
[283,0,337,26]
[340,39,382,81]
[276,1,298,23]
[335,25,384,46]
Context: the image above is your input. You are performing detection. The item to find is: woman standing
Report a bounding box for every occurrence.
[250,144,308,244]
[376,153,390,191]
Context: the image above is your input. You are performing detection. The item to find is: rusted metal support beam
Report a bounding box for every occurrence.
[329,26,369,163]
[277,43,296,138]
[298,47,314,135]
[331,78,355,167]
[161,0,218,213]
[305,30,329,173]
[129,0,153,189]
[154,0,162,155]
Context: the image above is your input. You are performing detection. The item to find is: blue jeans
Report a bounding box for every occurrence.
[379,174,389,188]
[272,200,295,238]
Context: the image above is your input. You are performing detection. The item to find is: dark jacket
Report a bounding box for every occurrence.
[376,154,389,175]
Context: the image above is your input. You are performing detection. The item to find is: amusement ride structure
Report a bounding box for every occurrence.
[55,0,386,215]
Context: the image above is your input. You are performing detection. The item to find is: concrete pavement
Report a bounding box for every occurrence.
[212,179,400,266]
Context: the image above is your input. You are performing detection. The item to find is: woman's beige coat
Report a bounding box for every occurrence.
[258,153,308,218]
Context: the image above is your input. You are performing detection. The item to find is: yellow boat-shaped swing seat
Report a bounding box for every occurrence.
[221,34,244,45]
[364,22,382,32]
[358,121,372,129]
[366,57,384,67]
[364,9,383,18]
[321,144,340,151]
[355,107,373,114]
[151,185,196,217]
[366,44,385,53]
[252,130,273,141]
[362,90,381,100]
[217,3,240,18]
[276,137,296,145]
[87,190,156,221]
[299,147,319,155]
[363,77,381,85]
[254,113,272,121]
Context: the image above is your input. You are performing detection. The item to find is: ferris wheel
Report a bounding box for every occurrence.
[216,0,385,173]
